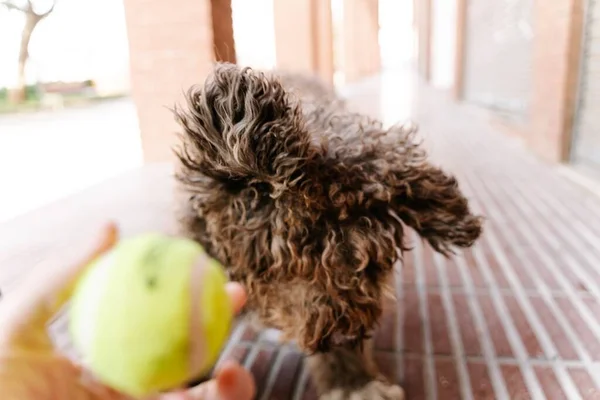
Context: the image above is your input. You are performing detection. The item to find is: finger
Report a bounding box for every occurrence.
[215,361,255,400]
[181,361,255,400]
[0,223,119,350]
[224,282,247,315]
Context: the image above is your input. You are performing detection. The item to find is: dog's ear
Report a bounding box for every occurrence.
[336,122,483,255]
[173,63,314,188]
[390,162,483,255]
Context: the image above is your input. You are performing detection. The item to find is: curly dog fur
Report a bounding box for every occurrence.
[173,63,482,398]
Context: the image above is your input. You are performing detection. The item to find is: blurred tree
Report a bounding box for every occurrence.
[1,0,56,103]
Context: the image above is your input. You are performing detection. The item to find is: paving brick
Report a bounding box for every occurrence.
[373,298,398,352]
[218,344,249,367]
[266,351,303,400]
[301,372,319,400]
[477,295,514,358]
[428,292,452,355]
[239,323,261,342]
[422,242,440,287]
[529,297,579,360]
[534,367,568,400]
[461,248,488,288]
[487,229,538,290]
[402,357,426,400]
[500,365,531,400]
[434,359,461,400]
[520,246,563,291]
[467,362,495,400]
[583,299,600,326]
[476,241,511,289]
[403,288,424,354]
[400,247,417,286]
[502,295,544,359]
[555,297,600,361]
[443,255,465,288]
[452,293,482,357]
[248,347,277,397]
[569,368,600,399]
[571,253,600,291]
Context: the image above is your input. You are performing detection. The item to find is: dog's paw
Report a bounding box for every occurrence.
[320,380,405,400]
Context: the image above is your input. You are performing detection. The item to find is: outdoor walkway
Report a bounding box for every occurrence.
[3,71,600,399]
[0,98,142,223]
[215,74,600,399]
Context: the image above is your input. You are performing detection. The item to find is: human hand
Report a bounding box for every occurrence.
[0,223,255,400]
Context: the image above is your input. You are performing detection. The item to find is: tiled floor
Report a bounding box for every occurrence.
[211,75,600,399]
[3,71,600,399]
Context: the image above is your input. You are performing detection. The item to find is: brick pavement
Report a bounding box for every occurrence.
[212,75,600,399]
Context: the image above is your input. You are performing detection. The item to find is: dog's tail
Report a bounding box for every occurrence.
[173,63,314,191]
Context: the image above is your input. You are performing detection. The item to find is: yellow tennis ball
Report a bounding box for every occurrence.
[69,233,232,398]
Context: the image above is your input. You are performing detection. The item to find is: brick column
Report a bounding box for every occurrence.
[211,0,236,63]
[122,0,216,163]
[415,0,432,81]
[529,0,584,162]
[315,0,335,84]
[273,0,334,85]
[453,0,467,99]
[342,0,381,83]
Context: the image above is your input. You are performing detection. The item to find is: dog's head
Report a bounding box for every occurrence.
[174,63,482,351]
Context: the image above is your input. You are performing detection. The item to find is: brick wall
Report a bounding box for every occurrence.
[273,0,334,84]
[211,0,237,63]
[529,0,584,162]
[454,0,466,98]
[342,0,381,83]
[415,0,432,81]
[123,0,384,162]
[123,0,215,163]
[314,0,335,84]
[272,0,382,85]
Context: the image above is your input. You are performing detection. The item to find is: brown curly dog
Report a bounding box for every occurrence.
[173,63,483,399]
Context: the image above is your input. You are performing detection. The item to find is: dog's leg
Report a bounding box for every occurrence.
[306,339,404,400]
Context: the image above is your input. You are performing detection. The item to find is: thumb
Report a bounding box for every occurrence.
[181,361,255,400]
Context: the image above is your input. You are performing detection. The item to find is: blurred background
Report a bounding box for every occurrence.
[4,2,600,399]
[0,0,551,223]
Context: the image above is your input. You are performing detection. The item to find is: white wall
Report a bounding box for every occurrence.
[430,0,457,89]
